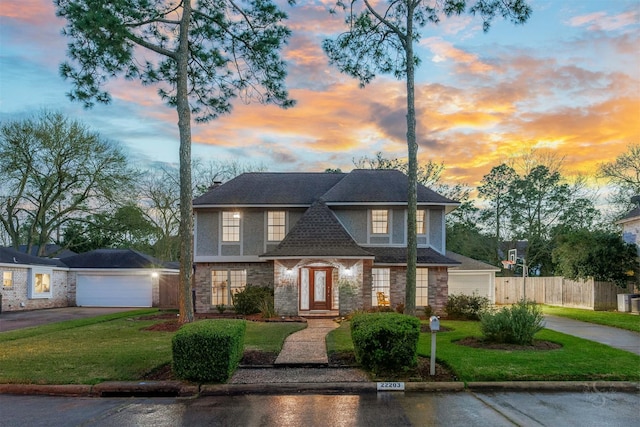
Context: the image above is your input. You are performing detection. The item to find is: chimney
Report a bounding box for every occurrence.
[208,181,223,191]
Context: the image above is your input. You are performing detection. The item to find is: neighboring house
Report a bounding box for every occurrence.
[0,247,178,312]
[0,247,70,311]
[61,249,179,308]
[446,251,500,304]
[616,198,640,256]
[192,169,460,316]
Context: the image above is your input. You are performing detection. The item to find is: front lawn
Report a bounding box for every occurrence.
[542,305,640,332]
[0,311,304,385]
[327,319,640,382]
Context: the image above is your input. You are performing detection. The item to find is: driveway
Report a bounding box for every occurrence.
[0,307,141,332]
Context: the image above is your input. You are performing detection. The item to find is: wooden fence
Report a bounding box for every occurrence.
[495,277,621,310]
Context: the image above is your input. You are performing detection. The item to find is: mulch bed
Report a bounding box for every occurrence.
[456,336,562,351]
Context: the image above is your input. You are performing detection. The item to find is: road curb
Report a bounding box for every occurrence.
[0,384,93,397]
[1,381,638,397]
[466,381,640,392]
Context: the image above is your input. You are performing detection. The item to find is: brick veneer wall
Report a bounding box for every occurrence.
[428,267,449,314]
[0,268,71,312]
[193,262,274,313]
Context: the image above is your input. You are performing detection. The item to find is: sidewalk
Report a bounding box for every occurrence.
[544,315,640,356]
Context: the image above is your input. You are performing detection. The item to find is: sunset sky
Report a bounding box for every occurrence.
[1,0,638,189]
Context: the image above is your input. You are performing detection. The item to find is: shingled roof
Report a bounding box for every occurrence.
[61,249,172,269]
[321,169,458,205]
[192,169,459,208]
[0,247,64,267]
[365,247,460,266]
[261,201,374,259]
[446,251,499,271]
[193,172,346,206]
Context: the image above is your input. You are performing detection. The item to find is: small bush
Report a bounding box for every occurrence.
[480,300,544,345]
[258,297,277,319]
[232,285,273,315]
[350,312,420,374]
[172,319,246,383]
[445,293,491,320]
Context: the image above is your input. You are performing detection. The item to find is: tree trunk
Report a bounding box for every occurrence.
[177,0,194,324]
[404,6,417,316]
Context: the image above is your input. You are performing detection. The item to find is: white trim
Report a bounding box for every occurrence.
[28,267,53,299]
[326,202,460,207]
[260,255,375,260]
[195,204,310,209]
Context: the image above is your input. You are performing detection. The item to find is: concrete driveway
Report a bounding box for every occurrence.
[0,307,142,332]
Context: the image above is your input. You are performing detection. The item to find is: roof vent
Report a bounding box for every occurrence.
[208,181,223,191]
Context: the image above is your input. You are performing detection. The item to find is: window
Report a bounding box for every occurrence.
[211,269,246,305]
[268,211,286,241]
[416,268,429,306]
[2,271,12,288]
[29,268,52,298]
[417,210,426,235]
[372,268,390,307]
[222,211,241,242]
[371,210,388,234]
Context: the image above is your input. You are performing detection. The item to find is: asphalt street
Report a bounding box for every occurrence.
[0,390,638,427]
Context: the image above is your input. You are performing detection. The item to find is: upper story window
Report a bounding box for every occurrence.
[417,210,426,235]
[2,271,12,288]
[267,211,286,241]
[371,210,389,234]
[222,211,241,242]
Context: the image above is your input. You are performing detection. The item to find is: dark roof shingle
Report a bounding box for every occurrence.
[261,201,374,258]
[61,249,172,269]
[366,247,460,266]
[0,247,64,267]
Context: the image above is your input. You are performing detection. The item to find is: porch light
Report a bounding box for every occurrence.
[285,268,294,276]
[344,268,353,276]
[151,272,159,278]
[233,212,241,219]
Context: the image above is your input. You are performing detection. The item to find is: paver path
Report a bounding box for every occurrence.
[275,319,339,365]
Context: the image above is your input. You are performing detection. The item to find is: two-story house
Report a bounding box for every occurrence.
[192,169,460,316]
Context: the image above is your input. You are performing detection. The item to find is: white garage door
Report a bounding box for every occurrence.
[77,275,152,307]
[448,272,492,300]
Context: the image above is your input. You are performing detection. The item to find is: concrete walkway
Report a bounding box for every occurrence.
[544,315,640,356]
[275,318,339,365]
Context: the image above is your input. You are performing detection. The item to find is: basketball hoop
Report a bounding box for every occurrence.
[501,260,515,269]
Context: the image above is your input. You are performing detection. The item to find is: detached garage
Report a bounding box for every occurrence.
[62,249,178,308]
[446,251,500,303]
[76,274,152,307]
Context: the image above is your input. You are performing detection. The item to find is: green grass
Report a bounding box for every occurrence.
[419,321,640,382]
[0,313,305,385]
[542,305,640,332]
[326,320,640,382]
[244,321,306,352]
[326,320,354,354]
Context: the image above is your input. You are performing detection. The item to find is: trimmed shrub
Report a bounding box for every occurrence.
[172,319,246,383]
[445,293,491,320]
[232,285,273,315]
[480,300,544,345]
[350,312,420,374]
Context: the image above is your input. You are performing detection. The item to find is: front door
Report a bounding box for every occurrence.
[309,267,332,310]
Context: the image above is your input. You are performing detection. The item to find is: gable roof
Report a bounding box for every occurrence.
[321,169,457,206]
[61,249,173,269]
[616,206,640,224]
[446,251,500,271]
[0,247,64,267]
[261,201,374,259]
[193,172,346,206]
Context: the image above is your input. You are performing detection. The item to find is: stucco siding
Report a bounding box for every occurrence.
[243,210,264,255]
[333,209,367,243]
[196,211,218,256]
[429,208,444,252]
[392,208,405,244]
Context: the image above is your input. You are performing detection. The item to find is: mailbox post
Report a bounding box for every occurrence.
[429,316,440,376]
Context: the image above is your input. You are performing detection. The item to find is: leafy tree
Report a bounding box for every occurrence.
[552,230,638,286]
[599,144,640,218]
[55,0,294,323]
[0,111,134,256]
[478,164,517,259]
[61,204,157,253]
[507,165,599,275]
[324,0,531,315]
